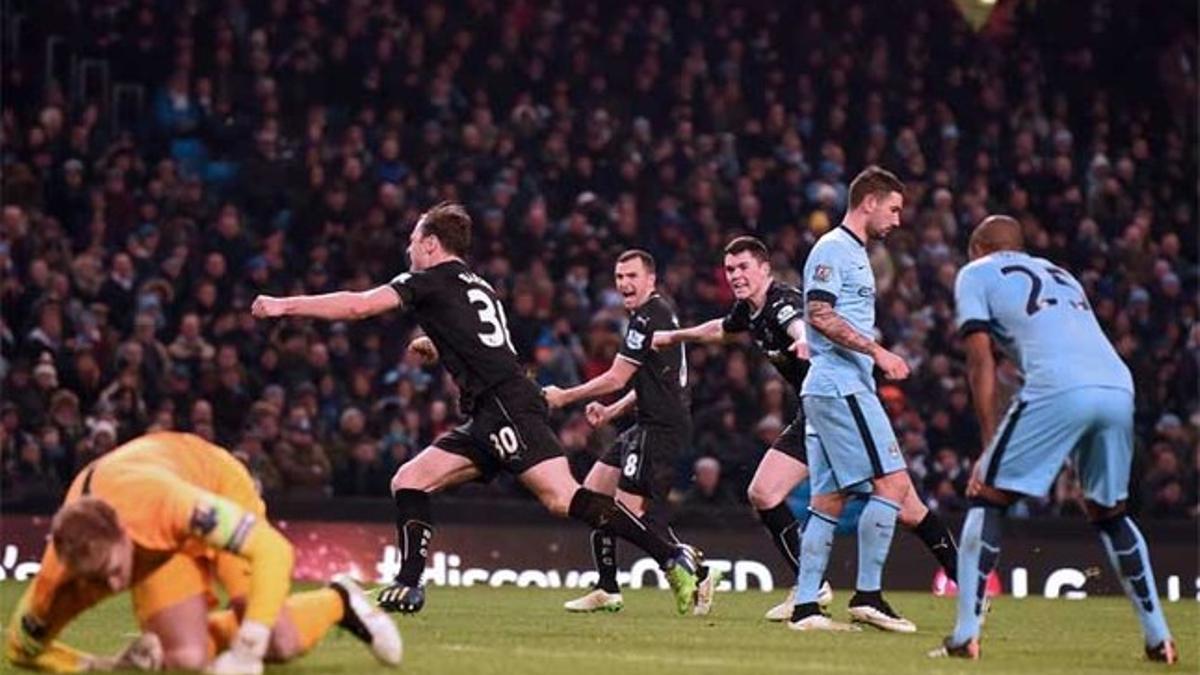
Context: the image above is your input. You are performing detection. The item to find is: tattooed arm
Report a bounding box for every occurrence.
[805,299,910,380]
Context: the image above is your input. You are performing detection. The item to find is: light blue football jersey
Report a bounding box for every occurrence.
[954,250,1133,401]
[801,226,878,396]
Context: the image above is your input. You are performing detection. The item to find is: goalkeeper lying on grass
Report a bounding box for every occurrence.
[5,431,401,674]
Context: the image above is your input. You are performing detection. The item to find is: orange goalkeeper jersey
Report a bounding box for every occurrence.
[61,431,266,552]
[8,433,288,672]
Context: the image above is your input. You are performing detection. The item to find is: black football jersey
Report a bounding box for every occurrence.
[721,281,808,391]
[617,293,691,430]
[390,260,524,413]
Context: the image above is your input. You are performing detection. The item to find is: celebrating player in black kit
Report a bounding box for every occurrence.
[251,203,703,616]
[543,250,718,615]
[652,236,959,620]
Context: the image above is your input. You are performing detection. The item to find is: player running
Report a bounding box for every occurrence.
[787,166,920,633]
[4,432,400,674]
[653,235,959,622]
[543,250,718,615]
[252,203,703,617]
[930,215,1176,663]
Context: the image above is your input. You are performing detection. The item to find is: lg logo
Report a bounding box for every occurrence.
[1009,567,1197,602]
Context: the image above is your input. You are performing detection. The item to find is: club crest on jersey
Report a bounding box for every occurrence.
[189,503,219,537]
[813,264,832,282]
[626,330,646,350]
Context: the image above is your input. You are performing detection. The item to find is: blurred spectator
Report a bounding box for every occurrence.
[333,439,391,497]
[2,431,62,509]
[232,431,284,498]
[273,414,332,497]
[923,448,969,513]
[682,456,736,507]
[0,0,1193,516]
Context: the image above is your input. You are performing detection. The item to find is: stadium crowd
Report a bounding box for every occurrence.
[1,0,1196,518]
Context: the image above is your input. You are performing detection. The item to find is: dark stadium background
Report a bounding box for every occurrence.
[0,0,1195,556]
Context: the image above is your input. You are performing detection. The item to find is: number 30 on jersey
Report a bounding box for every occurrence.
[467,288,516,353]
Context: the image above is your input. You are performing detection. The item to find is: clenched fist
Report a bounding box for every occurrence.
[251,295,287,319]
[584,401,610,428]
[543,385,568,409]
[872,346,911,380]
[408,336,439,364]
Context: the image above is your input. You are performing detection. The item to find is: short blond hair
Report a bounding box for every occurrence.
[51,497,123,575]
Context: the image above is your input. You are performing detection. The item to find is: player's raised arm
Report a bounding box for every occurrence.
[651,318,726,349]
[251,284,401,322]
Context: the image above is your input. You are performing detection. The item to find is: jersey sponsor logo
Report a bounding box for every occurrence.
[813,264,832,282]
[626,330,646,350]
[857,286,875,298]
[777,304,798,323]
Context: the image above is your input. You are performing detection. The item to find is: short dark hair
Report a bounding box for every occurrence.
[848,166,905,209]
[52,497,123,575]
[419,202,472,256]
[616,249,656,274]
[723,236,769,263]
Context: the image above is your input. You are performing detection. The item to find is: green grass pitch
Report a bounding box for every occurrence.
[1,584,1195,674]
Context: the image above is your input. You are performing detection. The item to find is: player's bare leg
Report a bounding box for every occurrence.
[565,463,625,612]
[379,447,482,614]
[141,594,212,670]
[519,457,703,615]
[584,462,621,496]
[747,450,831,619]
[143,591,369,672]
[215,587,401,667]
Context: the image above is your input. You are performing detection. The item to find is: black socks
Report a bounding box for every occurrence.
[393,489,433,586]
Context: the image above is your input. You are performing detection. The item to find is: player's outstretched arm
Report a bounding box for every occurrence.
[785,317,810,360]
[962,331,999,448]
[5,552,119,672]
[544,356,638,408]
[6,606,93,674]
[806,299,908,379]
[651,318,726,350]
[251,285,401,322]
